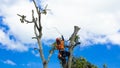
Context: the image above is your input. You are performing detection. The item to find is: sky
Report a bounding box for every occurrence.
[0,0,120,68]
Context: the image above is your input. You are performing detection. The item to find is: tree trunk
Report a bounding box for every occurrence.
[43,62,48,68]
[68,26,80,68]
[68,48,73,68]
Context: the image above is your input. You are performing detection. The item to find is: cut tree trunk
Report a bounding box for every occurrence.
[68,26,80,68]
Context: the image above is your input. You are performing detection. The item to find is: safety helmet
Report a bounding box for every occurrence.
[56,38,60,42]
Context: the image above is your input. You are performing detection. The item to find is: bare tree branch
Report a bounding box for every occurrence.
[47,47,55,63]
[17,14,33,23]
[32,10,40,32]
[33,0,42,35]
[33,0,39,14]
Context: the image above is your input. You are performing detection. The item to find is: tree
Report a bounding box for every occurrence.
[17,0,54,68]
[52,26,80,68]
[72,57,98,68]
[103,64,107,68]
[17,0,80,68]
[67,26,80,68]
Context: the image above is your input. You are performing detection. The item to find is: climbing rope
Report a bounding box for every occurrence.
[44,26,63,35]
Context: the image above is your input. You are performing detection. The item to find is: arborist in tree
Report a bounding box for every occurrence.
[56,35,70,64]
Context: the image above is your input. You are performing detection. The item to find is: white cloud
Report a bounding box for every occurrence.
[0,0,120,48]
[0,0,36,43]
[26,62,42,68]
[31,50,40,57]
[0,30,28,52]
[43,0,120,46]
[3,59,16,66]
[107,32,120,45]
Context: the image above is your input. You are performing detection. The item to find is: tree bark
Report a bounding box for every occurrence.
[68,26,80,68]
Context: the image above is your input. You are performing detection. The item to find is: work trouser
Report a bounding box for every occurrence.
[58,50,70,63]
[59,50,70,57]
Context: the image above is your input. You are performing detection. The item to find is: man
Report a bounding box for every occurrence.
[56,35,64,51]
[56,35,70,64]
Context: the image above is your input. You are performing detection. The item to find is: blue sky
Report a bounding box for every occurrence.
[0,0,120,68]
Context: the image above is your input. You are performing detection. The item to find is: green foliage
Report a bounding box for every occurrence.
[51,42,57,49]
[48,42,57,54]
[72,57,98,68]
[103,64,107,68]
[74,35,80,43]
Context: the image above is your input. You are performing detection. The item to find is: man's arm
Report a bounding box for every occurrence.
[61,35,64,41]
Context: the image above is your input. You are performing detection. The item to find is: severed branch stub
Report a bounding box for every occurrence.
[67,26,80,68]
[69,26,80,48]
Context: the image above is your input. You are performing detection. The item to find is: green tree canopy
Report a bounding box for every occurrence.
[72,56,98,68]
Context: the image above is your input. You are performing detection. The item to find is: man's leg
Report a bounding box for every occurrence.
[63,51,70,57]
[66,51,70,57]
